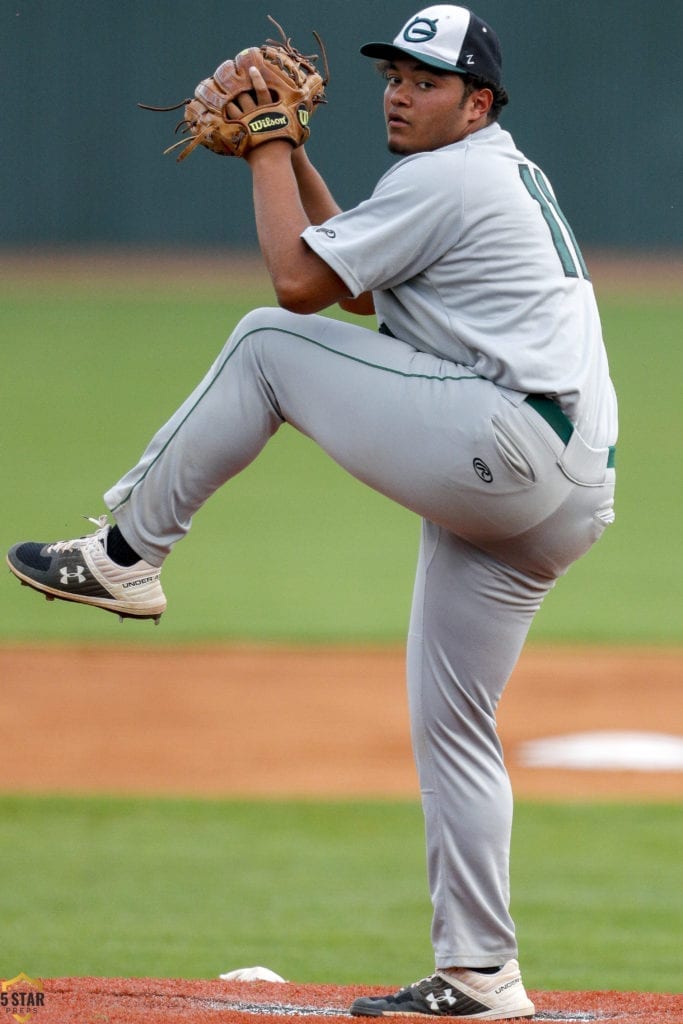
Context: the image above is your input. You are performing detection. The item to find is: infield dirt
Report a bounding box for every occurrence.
[1,644,681,799]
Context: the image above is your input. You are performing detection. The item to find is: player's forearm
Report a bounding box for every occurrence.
[246,142,349,314]
[290,147,343,223]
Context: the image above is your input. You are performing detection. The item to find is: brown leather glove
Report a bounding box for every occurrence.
[141,18,328,162]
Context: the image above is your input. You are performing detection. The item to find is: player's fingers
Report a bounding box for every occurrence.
[248,65,273,105]
[224,65,273,119]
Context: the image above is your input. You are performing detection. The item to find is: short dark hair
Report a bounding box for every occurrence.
[459,73,509,123]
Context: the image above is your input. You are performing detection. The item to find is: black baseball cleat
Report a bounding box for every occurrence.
[6,515,167,624]
[349,959,535,1019]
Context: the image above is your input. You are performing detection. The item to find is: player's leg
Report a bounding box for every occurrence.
[7,304,612,623]
[102,305,521,565]
[7,305,492,617]
[349,465,613,1019]
[406,522,553,969]
[348,524,543,1019]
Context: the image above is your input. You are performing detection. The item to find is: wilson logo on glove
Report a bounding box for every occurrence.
[248,113,290,134]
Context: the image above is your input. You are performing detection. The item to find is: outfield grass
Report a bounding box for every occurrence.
[1,283,682,644]
[0,795,680,992]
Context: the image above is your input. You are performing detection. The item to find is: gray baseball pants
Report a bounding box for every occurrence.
[105,307,616,968]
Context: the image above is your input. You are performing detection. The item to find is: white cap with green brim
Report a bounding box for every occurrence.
[361,4,503,86]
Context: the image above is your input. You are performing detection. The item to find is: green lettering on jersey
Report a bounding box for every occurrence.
[519,164,590,281]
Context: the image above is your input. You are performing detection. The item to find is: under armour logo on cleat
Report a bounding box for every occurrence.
[59,565,86,585]
[426,988,457,1011]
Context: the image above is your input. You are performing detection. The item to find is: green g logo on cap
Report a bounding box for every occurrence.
[403,16,439,43]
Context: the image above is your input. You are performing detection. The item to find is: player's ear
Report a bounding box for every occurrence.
[471,87,493,118]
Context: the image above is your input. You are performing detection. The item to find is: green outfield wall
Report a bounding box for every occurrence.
[2,0,681,250]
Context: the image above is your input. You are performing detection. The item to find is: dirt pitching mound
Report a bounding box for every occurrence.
[25,977,683,1024]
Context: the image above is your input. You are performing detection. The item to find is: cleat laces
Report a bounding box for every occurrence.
[46,515,110,555]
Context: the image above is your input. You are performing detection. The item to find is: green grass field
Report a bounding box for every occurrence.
[1,270,681,995]
[1,795,681,992]
[1,280,682,644]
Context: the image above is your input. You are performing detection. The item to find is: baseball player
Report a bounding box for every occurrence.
[7,5,617,1018]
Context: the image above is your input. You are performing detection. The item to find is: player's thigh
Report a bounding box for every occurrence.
[240,308,502,525]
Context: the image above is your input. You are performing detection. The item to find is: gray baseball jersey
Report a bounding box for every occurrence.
[304,123,617,448]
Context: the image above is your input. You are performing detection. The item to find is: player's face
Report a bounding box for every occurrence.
[382,59,491,155]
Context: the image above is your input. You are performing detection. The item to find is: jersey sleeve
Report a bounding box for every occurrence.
[302,151,465,297]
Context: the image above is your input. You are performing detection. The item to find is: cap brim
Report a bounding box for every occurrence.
[360,41,462,73]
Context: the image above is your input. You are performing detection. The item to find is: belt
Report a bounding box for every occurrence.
[525,395,616,469]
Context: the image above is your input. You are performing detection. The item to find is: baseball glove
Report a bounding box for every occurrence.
[140,16,328,162]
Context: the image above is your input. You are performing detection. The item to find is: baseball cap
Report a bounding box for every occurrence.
[360,5,503,87]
